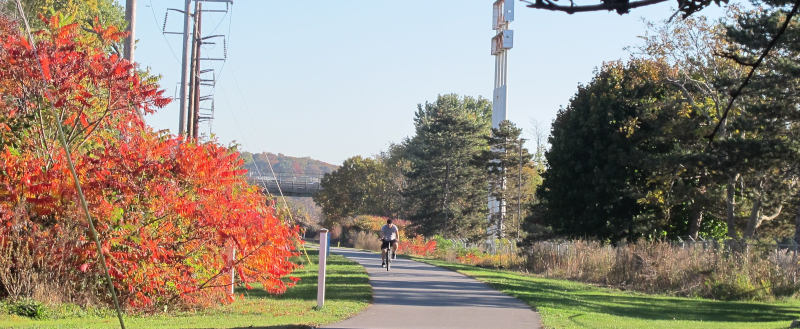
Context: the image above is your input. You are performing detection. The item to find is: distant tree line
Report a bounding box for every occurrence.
[240,152,338,176]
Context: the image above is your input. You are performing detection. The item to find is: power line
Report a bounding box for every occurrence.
[212,4,233,83]
[147,0,181,64]
[221,61,315,260]
[224,68,296,220]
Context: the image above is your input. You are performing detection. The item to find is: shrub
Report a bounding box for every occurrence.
[352,215,411,239]
[351,231,381,251]
[398,236,436,257]
[457,252,481,265]
[5,299,46,319]
[0,16,300,311]
[705,274,757,301]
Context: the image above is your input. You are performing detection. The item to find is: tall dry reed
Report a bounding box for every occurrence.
[525,240,800,300]
[350,231,381,251]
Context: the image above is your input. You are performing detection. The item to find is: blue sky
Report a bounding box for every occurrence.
[131,1,721,165]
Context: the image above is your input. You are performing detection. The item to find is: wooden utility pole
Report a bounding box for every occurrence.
[124,0,135,62]
[178,0,192,136]
[186,0,201,139]
[192,2,202,139]
[125,0,144,119]
[171,0,231,138]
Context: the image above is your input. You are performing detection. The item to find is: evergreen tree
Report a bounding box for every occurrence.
[404,94,491,239]
[532,60,689,242]
[723,0,800,241]
[476,120,533,239]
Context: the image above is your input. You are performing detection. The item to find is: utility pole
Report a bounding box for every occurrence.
[124,0,144,119]
[124,0,136,62]
[168,0,231,138]
[178,0,192,136]
[186,0,201,139]
[191,1,203,139]
[489,0,514,239]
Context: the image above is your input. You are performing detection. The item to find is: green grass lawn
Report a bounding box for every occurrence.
[415,257,800,329]
[0,250,370,329]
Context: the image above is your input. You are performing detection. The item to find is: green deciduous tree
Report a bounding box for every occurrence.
[633,14,742,240]
[313,155,404,225]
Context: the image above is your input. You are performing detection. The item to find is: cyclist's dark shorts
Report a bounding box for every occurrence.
[381,239,397,249]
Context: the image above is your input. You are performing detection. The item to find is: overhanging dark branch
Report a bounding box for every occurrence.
[523,0,668,15]
[715,50,757,67]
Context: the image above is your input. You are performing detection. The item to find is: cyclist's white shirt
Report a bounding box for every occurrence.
[380,224,398,241]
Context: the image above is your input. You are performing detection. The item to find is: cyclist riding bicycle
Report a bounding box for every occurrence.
[380,219,399,266]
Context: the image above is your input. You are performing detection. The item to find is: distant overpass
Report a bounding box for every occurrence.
[248,172,324,197]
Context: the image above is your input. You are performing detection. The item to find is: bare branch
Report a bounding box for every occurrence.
[760,204,783,222]
[666,77,696,107]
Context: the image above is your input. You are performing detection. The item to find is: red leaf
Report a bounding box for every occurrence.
[38,53,51,80]
[79,113,89,128]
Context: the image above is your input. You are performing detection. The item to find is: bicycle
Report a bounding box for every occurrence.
[381,243,396,271]
[382,243,392,271]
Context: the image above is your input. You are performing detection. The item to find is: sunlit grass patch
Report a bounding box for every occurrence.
[416,257,800,329]
[0,251,370,329]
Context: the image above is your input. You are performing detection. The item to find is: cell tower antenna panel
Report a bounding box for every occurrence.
[491,0,513,128]
[493,0,514,29]
[491,30,514,55]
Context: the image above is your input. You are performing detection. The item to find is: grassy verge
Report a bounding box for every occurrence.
[0,250,370,329]
[414,257,800,329]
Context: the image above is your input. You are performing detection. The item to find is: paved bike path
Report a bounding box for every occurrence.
[323,248,541,329]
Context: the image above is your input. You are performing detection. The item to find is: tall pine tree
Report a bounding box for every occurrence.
[476,120,533,239]
[723,0,800,241]
[404,94,491,239]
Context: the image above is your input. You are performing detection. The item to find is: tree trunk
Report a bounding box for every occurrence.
[498,174,505,239]
[688,206,704,240]
[443,162,450,232]
[743,199,762,239]
[795,200,800,244]
[726,177,738,238]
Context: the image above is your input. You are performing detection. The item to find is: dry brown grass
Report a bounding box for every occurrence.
[0,224,105,307]
[350,231,381,251]
[525,240,800,300]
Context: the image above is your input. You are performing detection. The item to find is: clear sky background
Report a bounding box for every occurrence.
[130,0,723,165]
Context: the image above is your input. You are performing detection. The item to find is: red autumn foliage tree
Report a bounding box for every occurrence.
[0,15,300,309]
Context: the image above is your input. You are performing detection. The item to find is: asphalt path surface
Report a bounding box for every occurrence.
[323,248,542,329]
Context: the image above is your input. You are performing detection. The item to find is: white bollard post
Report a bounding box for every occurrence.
[229,246,236,297]
[317,228,329,309]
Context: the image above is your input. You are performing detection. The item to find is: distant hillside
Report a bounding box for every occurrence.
[240,152,338,176]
